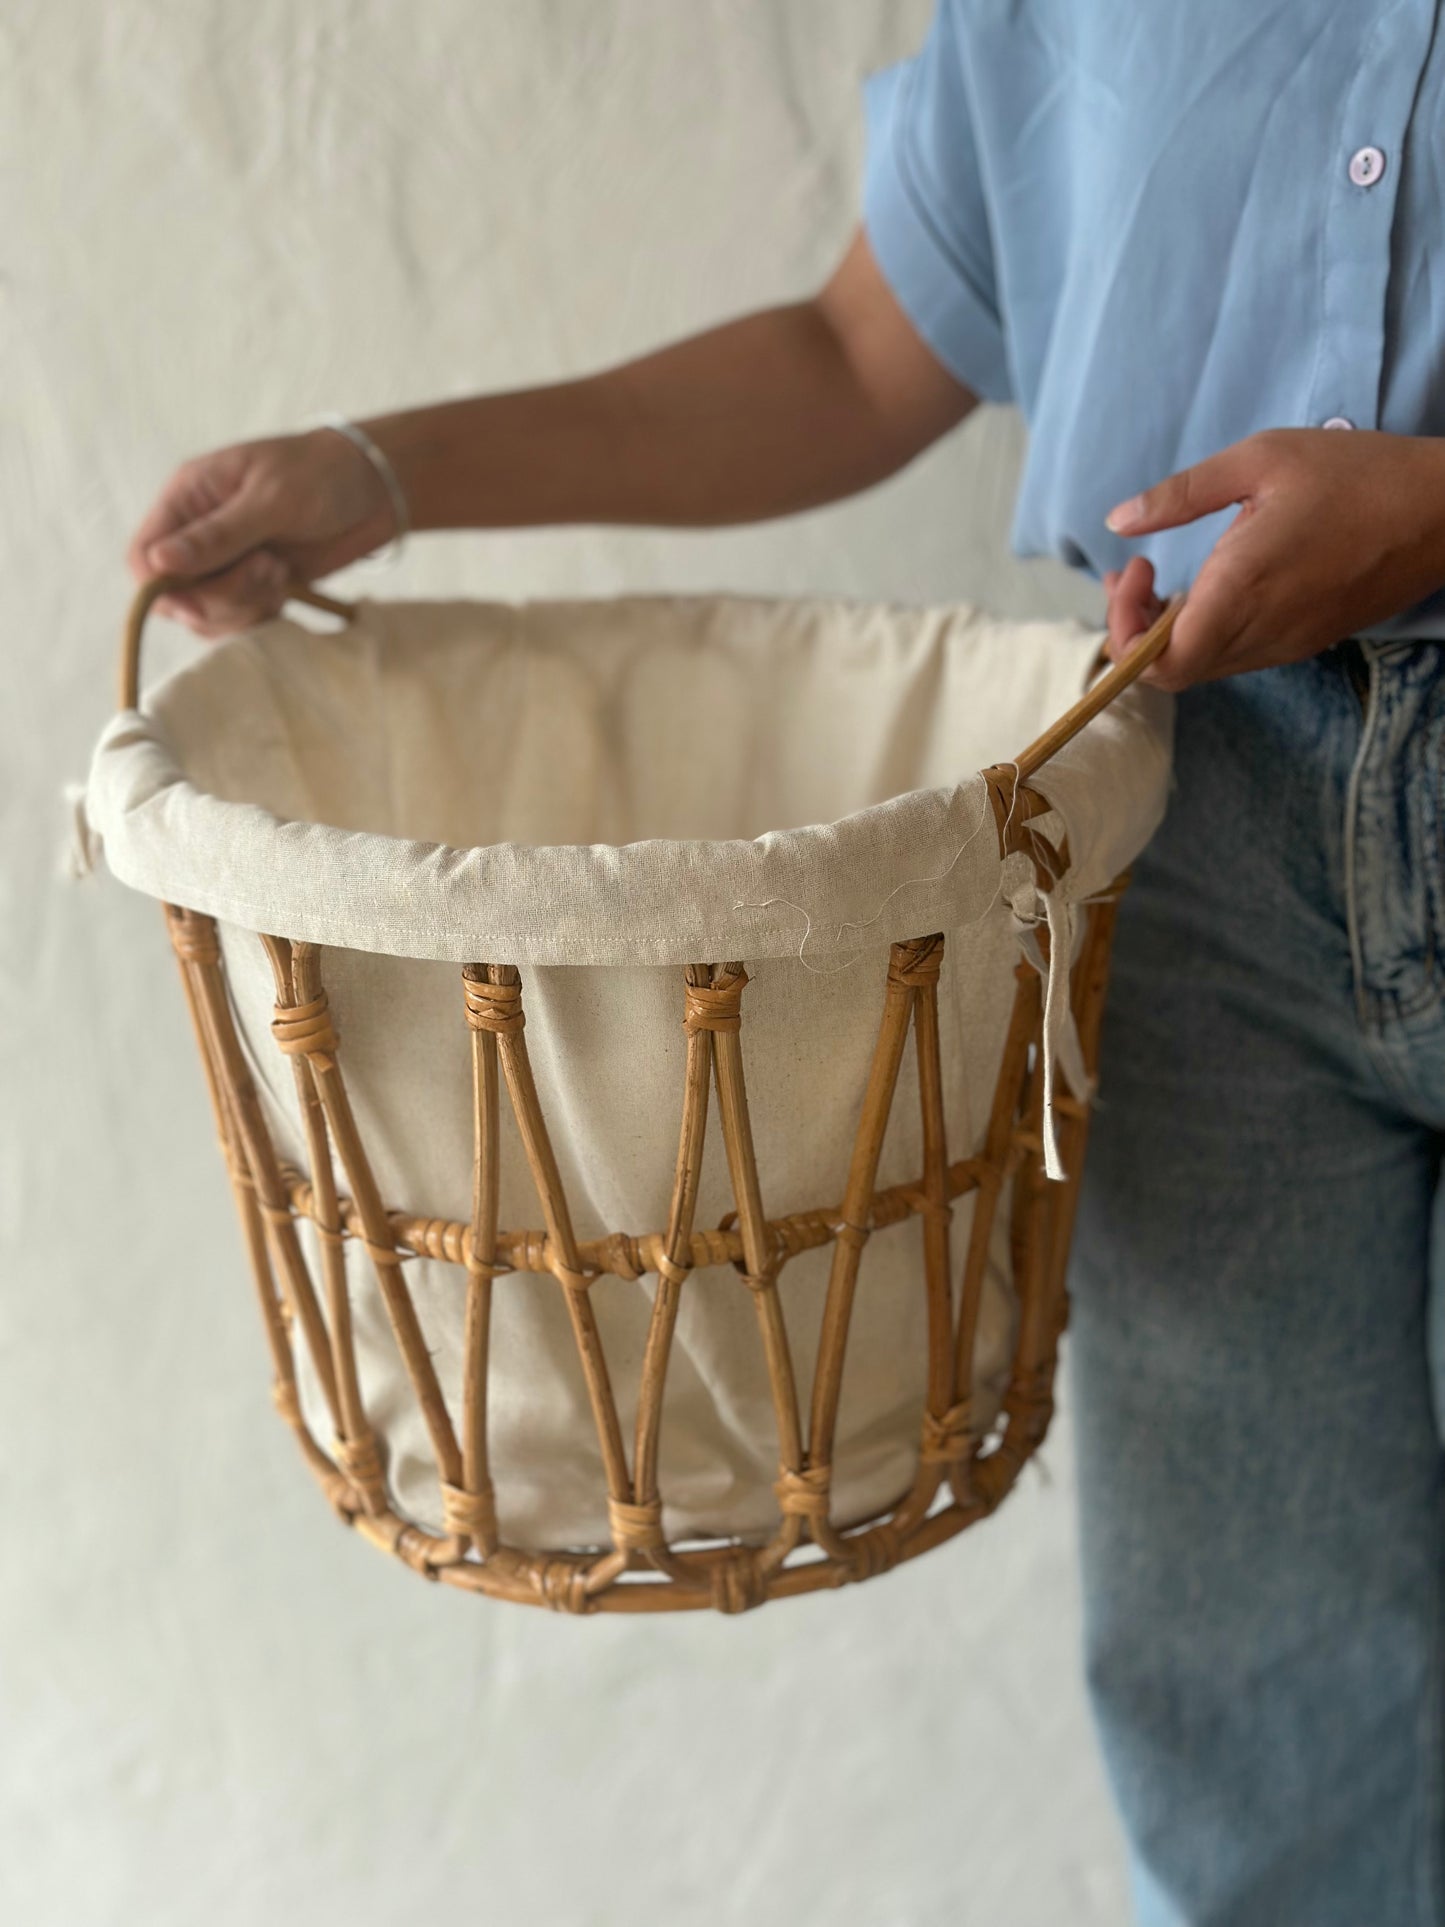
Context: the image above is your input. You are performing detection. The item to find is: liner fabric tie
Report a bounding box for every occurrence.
[1007,875,1092,1182]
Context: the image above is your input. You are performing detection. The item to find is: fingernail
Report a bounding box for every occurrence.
[1106,497,1143,534]
[153,536,193,568]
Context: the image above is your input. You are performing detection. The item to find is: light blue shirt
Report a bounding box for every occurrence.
[863,1,1445,638]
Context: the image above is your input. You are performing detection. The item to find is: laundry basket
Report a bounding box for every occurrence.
[84,580,1175,1615]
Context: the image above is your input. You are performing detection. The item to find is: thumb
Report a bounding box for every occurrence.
[146,487,270,579]
[1104,555,1162,656]
[1106,444,1253,538]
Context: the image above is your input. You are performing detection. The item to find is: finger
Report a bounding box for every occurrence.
[152,592,200,623]
[1107,442,1256,538]
[128,491,194,582]
[128,458,244,581]
[143,480,272,580]
[155,551,292,638]
[1137,561,1256,692]
[1104,556,1161,654]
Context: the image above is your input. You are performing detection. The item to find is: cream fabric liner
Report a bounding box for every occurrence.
[84,594,1172,1548]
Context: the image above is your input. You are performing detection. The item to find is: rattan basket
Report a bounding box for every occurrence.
[90,579,1177,1615]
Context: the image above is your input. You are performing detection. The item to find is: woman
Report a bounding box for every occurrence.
[129,7,1445,1920]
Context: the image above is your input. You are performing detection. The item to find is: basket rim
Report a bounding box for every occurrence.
[85,591,1171,966]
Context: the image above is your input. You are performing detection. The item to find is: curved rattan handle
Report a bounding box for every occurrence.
[1010,594,1182,780]
[119,572,360,711]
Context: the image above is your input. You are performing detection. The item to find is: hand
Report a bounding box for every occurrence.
[1100,428,1445,691]
[125,428,401,637]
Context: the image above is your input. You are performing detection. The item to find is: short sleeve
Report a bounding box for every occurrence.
[862,4,1013,404]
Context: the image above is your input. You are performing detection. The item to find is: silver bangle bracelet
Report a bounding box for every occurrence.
[315,413,410,567]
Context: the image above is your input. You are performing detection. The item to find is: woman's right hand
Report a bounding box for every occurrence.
[126,426,401,636]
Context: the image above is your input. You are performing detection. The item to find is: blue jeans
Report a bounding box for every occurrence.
[1071,638,1445,1925]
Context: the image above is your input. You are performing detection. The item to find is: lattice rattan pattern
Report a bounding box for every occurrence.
[161,888,1123,1615]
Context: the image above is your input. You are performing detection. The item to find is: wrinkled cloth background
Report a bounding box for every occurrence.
[2,4,1127,1922]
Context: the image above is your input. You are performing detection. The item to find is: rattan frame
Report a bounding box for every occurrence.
[122,580,1178,1615]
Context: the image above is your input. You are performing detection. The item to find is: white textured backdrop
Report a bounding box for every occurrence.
[1,4,1126,1922]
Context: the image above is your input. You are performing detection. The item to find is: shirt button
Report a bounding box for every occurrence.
[1348,146,1386,187]
[1322,416,1355,430]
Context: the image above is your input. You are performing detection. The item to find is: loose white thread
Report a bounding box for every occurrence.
[730,770,1022,976]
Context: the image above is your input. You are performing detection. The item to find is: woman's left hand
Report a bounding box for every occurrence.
[1101,428,1445,690]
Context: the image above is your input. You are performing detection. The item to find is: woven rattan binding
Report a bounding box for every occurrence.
[124,579,1179,1614]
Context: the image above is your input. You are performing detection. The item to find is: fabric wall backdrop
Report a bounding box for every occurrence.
[2,4,1125,1922]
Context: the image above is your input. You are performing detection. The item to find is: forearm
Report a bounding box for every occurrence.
[360,239,976,533]
[130,233,976,635]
